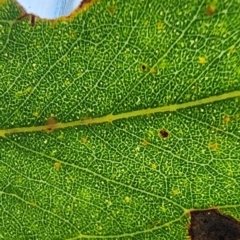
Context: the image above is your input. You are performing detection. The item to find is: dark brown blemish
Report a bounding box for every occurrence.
[141,64,147,71]
[159,129,169,139]
[188,209,240,240]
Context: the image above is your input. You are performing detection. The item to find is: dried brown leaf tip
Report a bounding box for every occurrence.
[188,209,240,240]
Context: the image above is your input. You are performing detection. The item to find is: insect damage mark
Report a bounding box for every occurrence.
[159,129,169,139]
[188,209,240,240]
[46,116,57,132]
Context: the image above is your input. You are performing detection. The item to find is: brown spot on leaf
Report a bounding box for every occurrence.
[223,116,230,124]
[159,129,169,139]
[208,142,218,150]
[54,162,61,170]
[206,5,216,16]
[46,116,57,132]
[108,7,115,14]
[188,209,240,240]
[157,22,164,30]
[141,64,147,71]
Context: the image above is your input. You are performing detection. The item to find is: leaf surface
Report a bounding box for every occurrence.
[0,0,240,239]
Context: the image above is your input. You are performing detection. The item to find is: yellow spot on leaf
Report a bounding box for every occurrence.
[54,162,61,170]
[16,87,32,97]
[151,163,157,170]
[33,111,39,117]
[96,225,102,231]
[157,22,164,30]
[150,67,156,74]
[142,139,149,146]
[24,87,32,93]
[208,142,218,150]
[172,189,180,195]
[50,149,57,156]
[64,80,70,86]
[108,7,115,13]
[106,200,112,206]
[223,116,230,124]
[81,137,87,143]
[161,205,166,212]
[125,196,131,203]
[229,45,236,53]
[159,59,170,68]
[16,90,23,96]
[198,57,207,64]
[70,32,76,38]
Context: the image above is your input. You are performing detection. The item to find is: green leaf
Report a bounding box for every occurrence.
[1,0,240,239]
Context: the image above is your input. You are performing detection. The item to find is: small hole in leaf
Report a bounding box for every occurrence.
[159,129,169,139]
